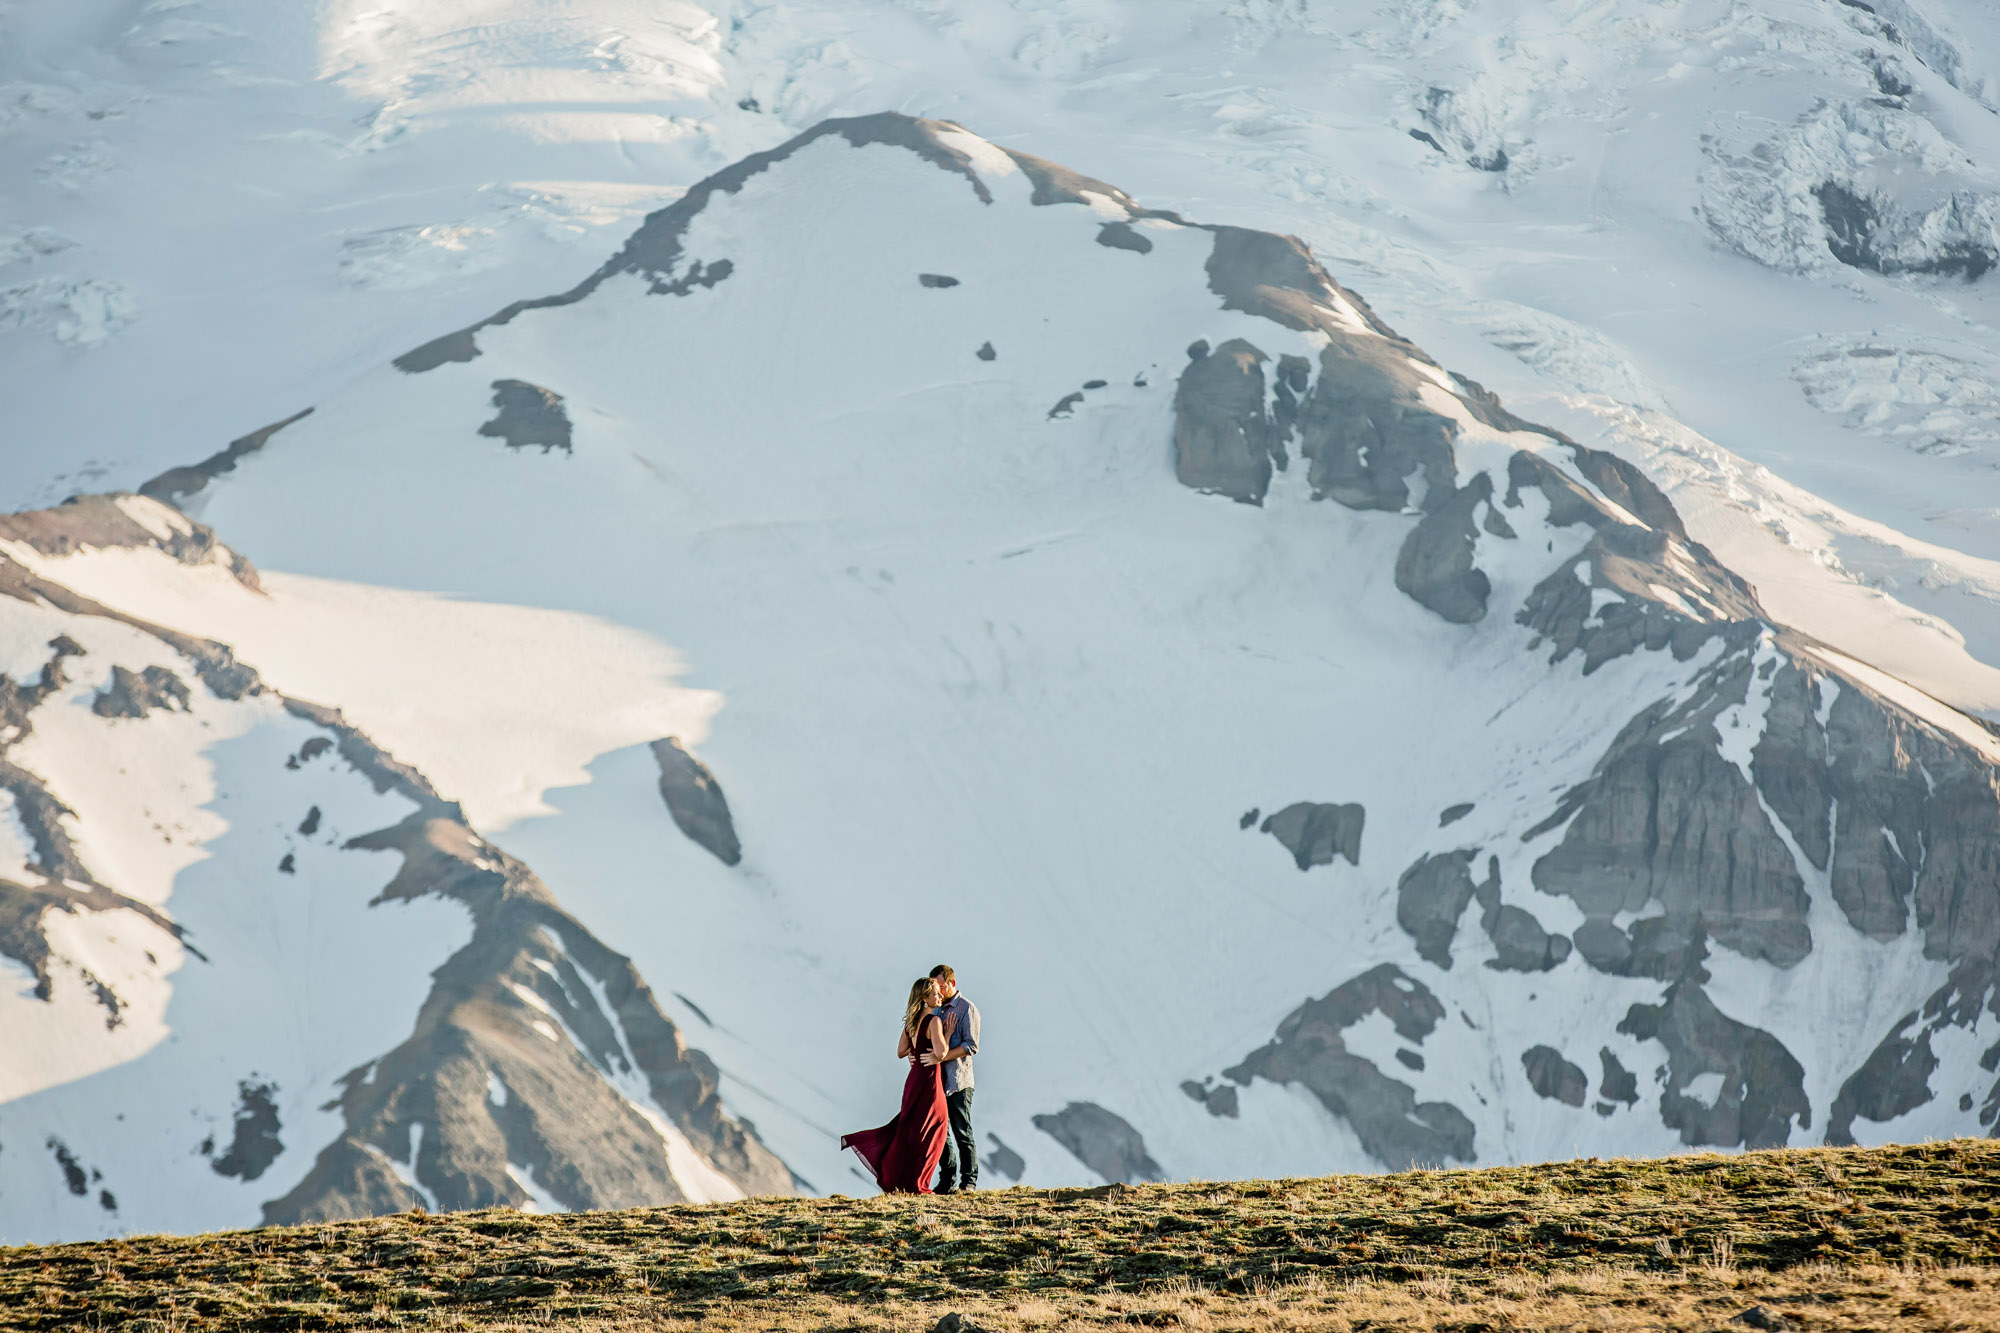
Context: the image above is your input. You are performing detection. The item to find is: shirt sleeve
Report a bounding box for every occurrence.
[960,999,980,1055]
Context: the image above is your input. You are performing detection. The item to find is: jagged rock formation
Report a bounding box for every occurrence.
[9,111,2000,1222]
[1521,1046,1587,1107]
[1225,966,1475,1168]
[0,497,792,1236]
[1260,802,1365,871]
[1031,1103,1164,1184]
[477,380,572,454]
[650,738,742,867]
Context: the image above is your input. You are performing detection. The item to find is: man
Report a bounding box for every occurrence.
[920,963,980,1193]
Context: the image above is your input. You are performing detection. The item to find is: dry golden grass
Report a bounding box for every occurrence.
[4,1140,1997,1331]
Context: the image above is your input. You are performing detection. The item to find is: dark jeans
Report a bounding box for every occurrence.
[935,1087,977,1191]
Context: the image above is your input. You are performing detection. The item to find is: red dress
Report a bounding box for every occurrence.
[841,1015,949,1193]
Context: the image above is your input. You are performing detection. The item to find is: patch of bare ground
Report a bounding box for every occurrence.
[3,1141,1997,1331]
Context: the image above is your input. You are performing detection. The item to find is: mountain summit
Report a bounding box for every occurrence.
[3,114,1997,1241]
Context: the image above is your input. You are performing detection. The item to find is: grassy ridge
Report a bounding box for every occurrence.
[3,1140,1997,1331]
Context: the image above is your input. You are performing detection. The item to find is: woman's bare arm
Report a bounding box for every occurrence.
[925,1016,949,1063]
[897,1026,914,1059]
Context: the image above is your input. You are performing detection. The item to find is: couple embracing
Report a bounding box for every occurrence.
[840,964,981,1194]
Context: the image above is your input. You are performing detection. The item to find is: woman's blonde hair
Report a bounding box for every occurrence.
[904,976,940,1036]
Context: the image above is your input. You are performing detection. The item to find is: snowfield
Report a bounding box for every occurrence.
[4,0,2000,1242]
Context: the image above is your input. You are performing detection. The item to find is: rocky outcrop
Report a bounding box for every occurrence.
[1031,1102,1164,1184]
[1180,1078,1239,1118]
[477,380,572,454]
[0,631,198,1012]
[1096,221,1152,254]
[91,664,190,719]
[265,810,790,1219]
[1394,473,1494,623]
[1395,850,1481,968]
[1529,651,1812,969]
[139,408,314,509]
[1260,802,1364,870]
[0,501,795,1220]
[1172,339,1278,503]
[1521,1046,1587,1107]
[206,1080,284,1181]
[650,738,742,867]
[1618,984,1809,1149]
[1223,965,1475,1168]
[1597,1049,1639,1109]
[1829,962,2000,1144]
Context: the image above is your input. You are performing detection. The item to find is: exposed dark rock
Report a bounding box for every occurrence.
[46,1137,88,1195]
[299,805,321,837]
[1180,1078,1240,1118]
[0,637,197,1005]
[1083,379,1107,390]
[477,381,572,455]
[98,1189,116,1212]
[265,812,794,1221]
[1824,678,1937,942]
[298,737,333,764]
[209,1079,283,1181]
[1830,962,2000,1144]
[392,114,1006,376]
[1396,850,1479,968]
[1239,808,1259,830]
[1202,226,1399,340]
[0,492,262,591]
[1816,180,1996,280]
[394,330,482,374]
[918,273,960,288]
[1521,1045,1587,1106]
[1440,803,1474,827]
[1409,128,1445,153]
[1261,802,1365,870]
[1096,221,1152,254]
[1571,915,1706,982]
[1395,472,1492,623]
[1224,964,1475,1168]
[650,738,742,866]
[1483,903,1573,972]
[1172,337,1277,503]
[91,664,191,719]
[1732,1306,1798,1331]
[1395,1048,1425,1071]
[0,506,794,1222]
[1618,984,1809,1148]
[975,342,996,361]
[1827,1012,1935,1145]
[1031,1102,1164,1184]
[1750,663,1833,870]
[982,1134,1025,1182]
[1599,1048,1639,1105]
[1047,392,1084,420]
[139,408,314,509]
[278,853,295,875]
[1465,858,1572,972]
[1294,336,1460,513]
[1530,650,1812,969]
[674,992,713,1026]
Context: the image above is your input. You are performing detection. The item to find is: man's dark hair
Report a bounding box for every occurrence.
[930,964,955,984]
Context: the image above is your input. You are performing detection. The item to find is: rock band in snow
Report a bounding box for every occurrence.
[841,964,982,1194]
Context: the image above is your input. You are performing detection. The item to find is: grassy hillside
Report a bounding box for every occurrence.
[4,1140,1998,1331]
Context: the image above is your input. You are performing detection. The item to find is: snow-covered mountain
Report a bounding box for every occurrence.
[5,97,1999,1243]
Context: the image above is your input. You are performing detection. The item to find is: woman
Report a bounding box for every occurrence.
[840,976,951,1193]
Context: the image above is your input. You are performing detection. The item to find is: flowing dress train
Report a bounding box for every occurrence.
[840,1014,949,1194]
